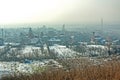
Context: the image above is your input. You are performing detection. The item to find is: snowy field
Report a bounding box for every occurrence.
[0,44,110,78]
[0,45,78,78]
[0,59,62,78]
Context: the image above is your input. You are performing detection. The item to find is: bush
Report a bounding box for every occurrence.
[1,60,120,80]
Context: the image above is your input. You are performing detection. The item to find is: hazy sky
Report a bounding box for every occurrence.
[0,0,120,25]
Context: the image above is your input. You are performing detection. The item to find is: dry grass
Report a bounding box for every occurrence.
[1,60,120,80]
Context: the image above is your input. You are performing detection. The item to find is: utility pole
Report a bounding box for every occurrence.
[91,32,95,45]
[106,37,111,55]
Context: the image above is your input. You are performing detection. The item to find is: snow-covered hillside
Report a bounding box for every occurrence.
[50,44,80,58]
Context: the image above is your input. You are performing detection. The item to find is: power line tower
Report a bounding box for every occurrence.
[28,28,34,39]
[0,28,4,45]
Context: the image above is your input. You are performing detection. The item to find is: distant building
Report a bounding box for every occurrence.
[113,40,120,45]
[19,28,42,46]
[0,38,4,46]
[94,35,104,45]
[90,32,105,45]
[48,38,61,46]
[29,37,39,45]
[90,32,95,44]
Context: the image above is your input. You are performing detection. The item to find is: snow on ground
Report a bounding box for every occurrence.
[0,46,5,52]
[87,45,107,49]
[22,46,41,54]
[85,45,108,56]
[0,46,5,49]
[50,44,79,58]
[0,59,62,78]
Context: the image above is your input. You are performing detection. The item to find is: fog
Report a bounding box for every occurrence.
[0,0,119,25]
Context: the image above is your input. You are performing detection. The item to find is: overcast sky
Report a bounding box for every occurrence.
[0,0,120,25]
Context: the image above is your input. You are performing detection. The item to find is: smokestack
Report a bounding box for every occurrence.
[1,29,3,39]
[62,24,65,32]
[101,18,103,34]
